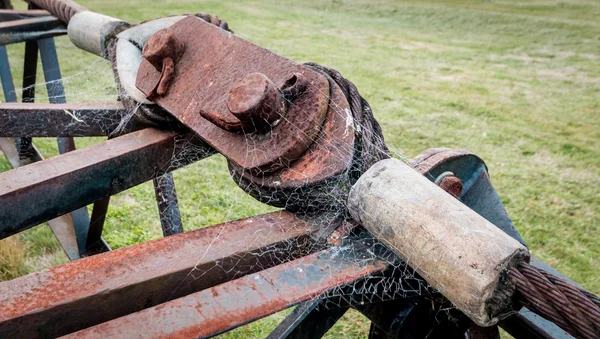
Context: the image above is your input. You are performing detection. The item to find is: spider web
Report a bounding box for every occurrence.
[0,29,454,338]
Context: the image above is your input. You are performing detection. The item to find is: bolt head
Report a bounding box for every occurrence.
[438,176,463,198]
[227,73,285,132]
[142,28,186,71]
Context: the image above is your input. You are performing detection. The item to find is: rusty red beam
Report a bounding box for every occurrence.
[0,102,129,137]
[0,138,81,259]
[0,128,214,239]
[64,245,387,339]
[0,211,329,338]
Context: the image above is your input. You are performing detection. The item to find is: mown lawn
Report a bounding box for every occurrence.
[1,0,598,337]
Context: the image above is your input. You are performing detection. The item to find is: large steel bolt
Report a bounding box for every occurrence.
[142,28,186,99]
[435,171,463,198]
[226,73,286,132]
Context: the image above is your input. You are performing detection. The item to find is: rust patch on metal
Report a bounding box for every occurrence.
[410,148,481,175]
[141,28,186,99]
[0,211,327,338]
[438,175,463,198]
[231,78,354,188]
[225,72,286,133]
[136,16,330,173]
[63,248,387,339]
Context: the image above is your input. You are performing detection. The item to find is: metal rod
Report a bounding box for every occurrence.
[0,128,213,239]
[84,196,111,256]
[153,173,184,237]
[17,39,38,160]
[0,211,326,338]
[0,9,51,20]
[0,138,81,260]
[0,102,128,137]
[62,246,386,339]
[0,46,17,102]
[38,36,92,251]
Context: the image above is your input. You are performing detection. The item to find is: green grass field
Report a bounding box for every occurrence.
[1,0,599,337]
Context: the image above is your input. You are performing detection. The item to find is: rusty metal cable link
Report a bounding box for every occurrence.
[509,263,600,339]
[25,0,87,23]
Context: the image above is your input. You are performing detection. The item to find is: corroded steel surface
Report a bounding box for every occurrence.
[64,247,387,339]
[0,102,127,137]
[0,138,81,259]
[136,16,330,173]
[230,76,354,188]
[141,28,185,99]
[0,128,212,238]
[409,148,479,175]
[438,175,463,198]
[0,211,328,338]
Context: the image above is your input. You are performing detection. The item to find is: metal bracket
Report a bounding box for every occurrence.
[135,16,335,174]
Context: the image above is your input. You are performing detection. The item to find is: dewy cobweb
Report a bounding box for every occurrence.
[1,15,453,334]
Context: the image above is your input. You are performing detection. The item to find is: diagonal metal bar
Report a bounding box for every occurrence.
[0,211,329,338]
[0,102,128,137]
[83,194,111,256]
[0,139,80,260]
[153,173,184,236]
[63,245,387,339]
[268,300,349,339]
[0,45,16,102]
[0,128,214,239]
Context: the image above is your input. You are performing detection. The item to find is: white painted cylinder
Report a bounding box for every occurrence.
[348,158,529,326]
[68,11,128,58]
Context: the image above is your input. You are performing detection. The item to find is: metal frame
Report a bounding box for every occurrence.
[0,5,186,259]
[0,6,579,339]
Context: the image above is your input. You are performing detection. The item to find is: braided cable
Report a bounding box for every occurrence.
[25,0,87,23]
[510,263,600,339]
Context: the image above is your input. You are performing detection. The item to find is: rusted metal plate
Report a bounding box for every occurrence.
[231,75,354,188]
[0,128,213,239]
[0,102,128,137]
[0,211,329,338]
[64,246,387,339]
[136,16,330,173]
